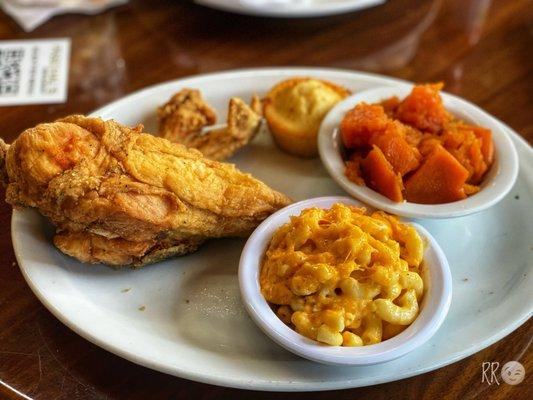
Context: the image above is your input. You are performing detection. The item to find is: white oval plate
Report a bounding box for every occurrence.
[12,68,533,391]
[194,0,385,18]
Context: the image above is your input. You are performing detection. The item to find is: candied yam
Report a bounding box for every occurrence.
[370,122,421,176]
[418,134,442,156]
[341,103,389,148]
[380,96,401,117]
[464,184,480,196]
[441,128,466,150]
[449,147,473,180]
[403,125,423,147]
[341,83,494,204]
[345,155,365,186]
[404,145,469,204]
[470,125,494,166]
[445,126,488,183]
[468,138,487,184]
[396,83,451,133]
[362,146,404,202]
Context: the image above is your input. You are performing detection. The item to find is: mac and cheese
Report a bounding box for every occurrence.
[260,203,425,346]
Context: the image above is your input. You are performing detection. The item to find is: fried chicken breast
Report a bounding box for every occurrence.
[0,115,290,267]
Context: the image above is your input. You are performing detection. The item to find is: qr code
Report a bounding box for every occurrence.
[0,48,24,96]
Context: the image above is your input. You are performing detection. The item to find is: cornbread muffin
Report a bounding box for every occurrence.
[264,78,350,157]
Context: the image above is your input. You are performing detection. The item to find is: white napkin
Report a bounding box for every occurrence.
[1,0,129,31]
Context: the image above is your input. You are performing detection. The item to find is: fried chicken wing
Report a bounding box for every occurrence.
[0,115,290,267]
[158,89,262,161]
[157,88,217,144]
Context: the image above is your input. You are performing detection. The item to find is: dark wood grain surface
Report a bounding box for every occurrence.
[0,0,531,399]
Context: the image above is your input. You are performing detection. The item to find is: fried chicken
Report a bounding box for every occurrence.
[158,89,262,161]
[158,89,217,144]
[0,115,290,267]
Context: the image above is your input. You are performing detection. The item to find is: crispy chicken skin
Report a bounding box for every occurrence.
[158,89,217,144]
[0,139,8,187]
[158,89,262,161]
[0,115,290,267]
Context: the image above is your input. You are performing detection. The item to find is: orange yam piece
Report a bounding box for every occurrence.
[341,103,389,148]
[345,159,365,186]
[341,85,495,204]
[380,96,401,117]
[464,184,480,196]
[444,126,487,184]
[441,127,465,149]
[418,134,442,156]
[362,146,404,202]
[370,122,421,176]
[470,125,494,166]
[405,145,469,204]
[467,138,487,184]
[403,125,423,147]
[396,83,450,133]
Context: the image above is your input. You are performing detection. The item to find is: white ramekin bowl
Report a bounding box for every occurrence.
[317,86,519,219]
[238,196,452,365]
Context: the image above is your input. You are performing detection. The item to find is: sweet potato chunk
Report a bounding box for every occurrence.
[341,84,494,204]
[468,138,488,184]
[464,183,480,196]
[380,96,401,117]
[371,122,421,176]
[405,145,469,204]
[403,125,423,147]
[341,103,389,148]
[418,134,442,157]
[345,154,365,185]
[448,124,492,184]
[441,127,465,149]
[396,83,450,133]
[470,125,494,165]
[362,146,403,202]
[445,126,488,184]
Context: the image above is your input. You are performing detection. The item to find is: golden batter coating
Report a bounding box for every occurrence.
[158,88,262,161]
[0,115,290,267]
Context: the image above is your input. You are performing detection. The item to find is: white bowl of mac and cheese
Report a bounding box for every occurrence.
[239,196,452,365]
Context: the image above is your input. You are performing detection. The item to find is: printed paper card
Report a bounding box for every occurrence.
[0,38,70,106]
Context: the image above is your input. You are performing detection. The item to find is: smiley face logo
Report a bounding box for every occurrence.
[501,361,525,385]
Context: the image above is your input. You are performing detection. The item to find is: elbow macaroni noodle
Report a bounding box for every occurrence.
[260,203,425,346]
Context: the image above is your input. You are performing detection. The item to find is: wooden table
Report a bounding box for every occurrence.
[0,0,531,398]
